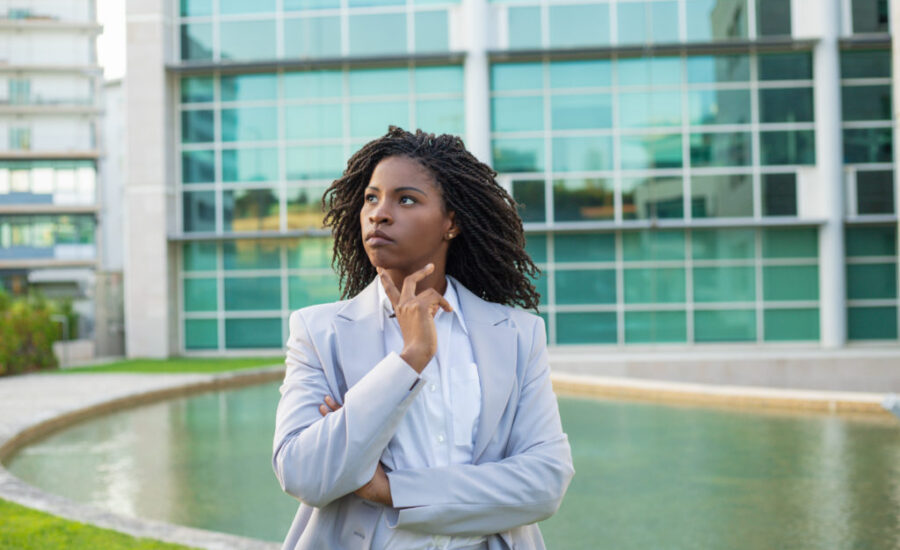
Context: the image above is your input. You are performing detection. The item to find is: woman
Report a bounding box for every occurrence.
[273,127,574,550]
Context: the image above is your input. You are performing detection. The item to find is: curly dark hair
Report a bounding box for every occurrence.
[322,126,541,311]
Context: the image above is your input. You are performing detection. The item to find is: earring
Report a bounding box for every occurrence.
[447,232,455,239]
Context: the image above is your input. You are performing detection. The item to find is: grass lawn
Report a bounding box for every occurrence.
[56,357,283,374]
[0,498,195,550]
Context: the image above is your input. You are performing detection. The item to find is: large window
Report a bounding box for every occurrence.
[845,226,898,340]
[0,215,96,260]
[0,161,96,205]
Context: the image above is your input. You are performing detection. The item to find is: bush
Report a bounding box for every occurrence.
[0,289,60,376]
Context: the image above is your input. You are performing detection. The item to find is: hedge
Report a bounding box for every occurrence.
[0,289,59,376]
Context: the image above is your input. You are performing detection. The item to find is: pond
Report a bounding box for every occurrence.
[5,381,900,549]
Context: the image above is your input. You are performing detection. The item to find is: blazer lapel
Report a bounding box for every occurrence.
[332,278,386,393]
[452,278,517,462]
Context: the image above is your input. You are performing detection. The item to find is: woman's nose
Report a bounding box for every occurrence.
[368,202,392,224]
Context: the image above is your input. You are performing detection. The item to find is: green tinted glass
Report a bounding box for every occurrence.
[182,149,215,184]
[289,273,340,308]
[348,14,407,55]
[185,319,217,350]
[491,63,543,91]
[221,107,278,142]
[690,133,752,167]
[224,277,281,310]
[552,137,613,172]
[758,52,813,80]
[525,234,548,263]
[220,20,277,61]
[183,191,216,232]
[181,0,212,16]
[284,71,343,99]
[493,138,544,172]
[620,134,682,170]
[623,230,685,261]
[512,179,545,223]
[415,10,449,53]
[183,241,217,271]
[549,60,611,88]
[181,110,214,143]
[624,268,686,303]
[287,238,333,269]
[845,225,897,256]
[350,101,409,138]
[842,85,892,121]
[621,177,684,220]
[764,308,819,341]
[763,265,819,301]
[553,178,614,221]
[691,228,755,260]
[220,74,277,102]
[856,171,895,214]
[529,271,548,305]
[181,76,214,104]
[759,88,814,123]
[617,1,647,45]
[844,128,893,163]
[847,263,897,299]
[688,89,751,125]
[184,277,217,311]
[220,0,275,14]
[618,57,681,86]
[762,173,798,216]
[691,175,753,218]
[694,309,756,342]
[492,96,543,132]
[556,269,616,304]
[551,94,612,130]
[225,318,282,348]
[685,0,747,41]
[223,239,281,269]
[555,232,615,263]
[416,99,465,135]
[619,91,682,127]
[625,310,686,343]
[414,66,464,94]
[285,0,341,9]
[762,228,818,258]
[508,6,542,49]
[222,148,278,182]
[557,312,617,344]
[181,23,213,61]
[286,185,327,229]
[223,188,280,232]
[285,104,343,140]
[693,266,755,302]
[283,17,341,58]
[549,4,610,47]
[760,131,816,165]
[847,306,898,340]
[649,1,679,42]
[840,49,891,78]
[286,145,345,180]
[686,55,750,83]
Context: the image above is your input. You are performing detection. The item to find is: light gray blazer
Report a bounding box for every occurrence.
[272,276,575,550]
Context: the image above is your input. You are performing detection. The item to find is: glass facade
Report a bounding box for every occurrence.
[173,0,898,351]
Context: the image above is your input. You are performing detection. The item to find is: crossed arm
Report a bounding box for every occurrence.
[272,310,575,536]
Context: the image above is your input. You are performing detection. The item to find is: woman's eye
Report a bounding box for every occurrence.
[399,196,416,205]
[364,194,377,203]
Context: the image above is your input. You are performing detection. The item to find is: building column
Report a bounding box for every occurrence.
[123,0,177,357]
[815,0,846,348]
[463,0,491,164]
[892,0,900,320]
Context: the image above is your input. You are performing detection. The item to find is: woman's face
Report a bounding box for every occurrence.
[360,155,457,274]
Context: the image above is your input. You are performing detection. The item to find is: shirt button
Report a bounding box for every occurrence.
[437,434,445,443]
[429,383,437,392]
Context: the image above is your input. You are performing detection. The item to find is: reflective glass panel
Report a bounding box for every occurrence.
[285,0,341,9]
[220,74,277,102]
[856,171,895,215]
[840,49,891,78]
[553,178,614,221]
[551,94,612,130]
[625,311,686,343]
[283,71,343,99]
[844,128,893,163]
[220,0,275,14]
[759,88,814,123]
[184,277,217,312]
[348,14,407,56]
[415,66,464,94]
[221,107,278,142]
[763,265,819,301]
[525,234,547,263]
[690,175,753,218]
[694,309,756,342]
[757,0,791,36]
[557,312,617,344]
[762,227,817,258]
[851,0,889,33]
[762,173,797,216]
[491,63,543,91]
[624,268,686,303]
[686,55,750,83]
[181,0,212,16]
[512,179,545,223]
[693,266,755,302]
[649,1,679,43]
[492,96,543,132]
[283,17,341,58]
[289,273,341,308]
[692,228,755,260]
[763,308,819,341]
[555,269,616,304]
[493,138,544,172]
[181,76,214,104]
[415,10,449,53]
[285,104,343,140]
[685,0,748,41]
[350,101,409,138]
[758,53,813,80]
[549,60,611,88]
[622,177,684,220]
[349,68,409,96]
[552,137,613,172]
[183,241,217,271]
[847,263,897,299]
[617,1,647,45]
[222,148,278,183]
[224,239,281,269]
[287,185,327,229]
[349,0,403,6]
[555,232,615,263]
[848,306,897,340]
[220,20,277,61]
[688,89,751,125]
[760,131,815,165]
[185,319,217,350]
[622,230,685,261]
[225,318,282,348]
[222,188,280,232]
[182,149,215,184]
[416,99,465,135]
[620,134,682,170]
[619,91,681,127]
[508,6,542,49]
[618,57,681,86]
[845,225,896,256]
[181,110,214,144]
[183,191,216,232]
[181,23,213,61]
[286,145,345,180]
[548,4,610,48]
[689,133,752,167]
[287,238,333,269]
[842,85,891,121]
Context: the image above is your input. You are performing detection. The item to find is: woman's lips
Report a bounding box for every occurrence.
[366,236,394,246]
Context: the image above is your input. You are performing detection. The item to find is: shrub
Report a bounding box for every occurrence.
[0,289,60,376]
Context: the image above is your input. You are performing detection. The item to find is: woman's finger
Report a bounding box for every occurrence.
[379,268,401,309]
[400,263,434,303]
[418,288,453,313]
[324,395,341,411]
[319,404,329,416]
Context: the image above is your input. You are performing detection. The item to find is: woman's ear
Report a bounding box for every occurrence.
[444,211,459,240]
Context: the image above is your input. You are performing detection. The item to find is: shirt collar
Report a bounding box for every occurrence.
[376,274,468,335]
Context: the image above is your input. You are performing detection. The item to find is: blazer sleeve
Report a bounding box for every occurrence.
[384,316,575,537]
[272,309,425,508]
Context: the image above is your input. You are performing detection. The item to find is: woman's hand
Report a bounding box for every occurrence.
[319,396,393,507]
[379,263,452,374]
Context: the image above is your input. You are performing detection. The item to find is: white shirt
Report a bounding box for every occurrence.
[371,276,485,550]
